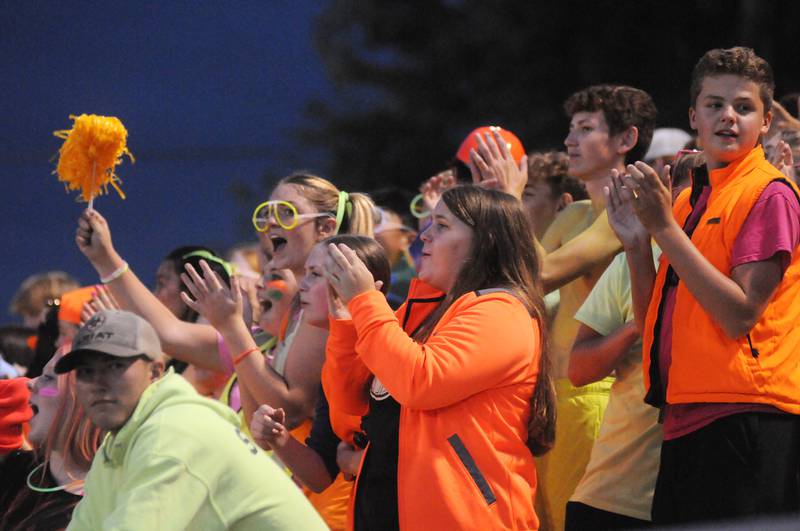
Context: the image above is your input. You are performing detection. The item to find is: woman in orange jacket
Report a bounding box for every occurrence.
[322,186,555,530]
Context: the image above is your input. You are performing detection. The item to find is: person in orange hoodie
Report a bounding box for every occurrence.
[322,185,556,530]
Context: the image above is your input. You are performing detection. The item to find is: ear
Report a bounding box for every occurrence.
[557,193,574,211]
[688,107,697,131]
[316,216,338,240]
[149,359,165,381]
[616,126,639,156]
[761,109,773,136]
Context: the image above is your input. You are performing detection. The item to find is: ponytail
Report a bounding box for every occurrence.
[339,192,375,237]
[280,173,375,237]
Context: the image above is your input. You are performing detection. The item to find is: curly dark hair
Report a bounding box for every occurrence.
[527,151,587,201]
[690,47,774,112]
[564,84,657,164]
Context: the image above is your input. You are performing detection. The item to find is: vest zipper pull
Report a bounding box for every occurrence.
[746,334,760,358]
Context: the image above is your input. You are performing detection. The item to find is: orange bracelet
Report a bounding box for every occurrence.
[233,347,260,366]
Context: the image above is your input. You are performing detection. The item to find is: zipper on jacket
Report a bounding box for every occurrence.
[646,167,709,410]
[746,334,760,358]
[447,434,496,506]
[644,275,669,410]
[388,293,444,530]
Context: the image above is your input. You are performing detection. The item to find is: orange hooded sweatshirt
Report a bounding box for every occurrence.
[322,279,541,530]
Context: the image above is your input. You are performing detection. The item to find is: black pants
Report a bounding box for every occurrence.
[652,412,800,525]
[565,501,651,530]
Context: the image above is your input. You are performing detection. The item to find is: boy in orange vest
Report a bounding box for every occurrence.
[606,47,800,524]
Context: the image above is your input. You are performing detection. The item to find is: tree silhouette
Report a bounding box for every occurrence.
[305,0,800,193]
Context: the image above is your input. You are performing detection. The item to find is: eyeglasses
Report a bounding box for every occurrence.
[374,207,416,235]
[251,200,330,232]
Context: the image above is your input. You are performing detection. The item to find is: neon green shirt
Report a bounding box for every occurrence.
[68,371,327,530]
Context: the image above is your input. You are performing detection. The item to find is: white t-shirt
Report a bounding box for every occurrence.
[569,247,663,521]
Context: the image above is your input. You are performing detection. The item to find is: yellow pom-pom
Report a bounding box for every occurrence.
[53,114,134,203]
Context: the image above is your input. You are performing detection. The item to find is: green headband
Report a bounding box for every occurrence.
[334,190,352,234]
[181,250,234,279]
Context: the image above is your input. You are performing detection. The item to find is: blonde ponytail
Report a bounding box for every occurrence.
[344,192,375,237]
[280,173,375,237]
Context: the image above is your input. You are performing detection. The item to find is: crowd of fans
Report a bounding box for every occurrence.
[1,46,799,530]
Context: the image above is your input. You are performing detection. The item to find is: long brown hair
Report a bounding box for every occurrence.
[414,186,556,456]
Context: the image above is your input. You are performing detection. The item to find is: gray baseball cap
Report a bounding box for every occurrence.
[55,310,162,374]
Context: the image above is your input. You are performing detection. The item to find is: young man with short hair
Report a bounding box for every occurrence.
[497,85,652,531]
[609,46,800,525]
[57,309,326,531]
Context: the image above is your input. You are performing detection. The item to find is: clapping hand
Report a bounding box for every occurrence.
[620,161,675,235]
[468,129,528,199]
[327,284,352,321]
[604,169,650,250]
[80,285,121,325]
[336,441,365,481]
[250,404,289,449]
[768,139,796,181]
[323,244,380,306]
[180,260,243,332]
[420,169,456,214]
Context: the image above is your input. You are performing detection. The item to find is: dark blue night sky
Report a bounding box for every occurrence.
[1,2,331,322]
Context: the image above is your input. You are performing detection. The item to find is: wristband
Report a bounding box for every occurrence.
[233,347,260,366]
[100,261,129,284]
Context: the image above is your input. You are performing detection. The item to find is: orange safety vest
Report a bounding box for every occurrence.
[642,146,800,412]
[323,279,541,530]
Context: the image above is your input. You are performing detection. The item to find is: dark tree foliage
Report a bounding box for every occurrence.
[305,0,800,193]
